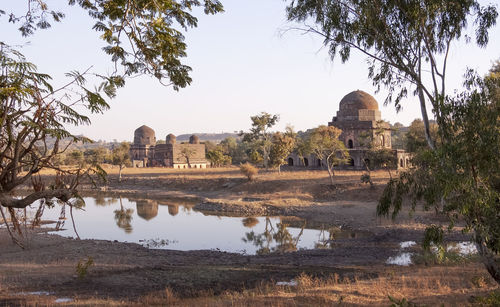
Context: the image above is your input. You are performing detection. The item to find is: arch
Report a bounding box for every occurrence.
[406,159,410,167]
[288,158,294,166]
[348,158,355,166]
[317,159,322,167]
[347,139,354,149]
[400,159,404,167]
[304,158,309,167]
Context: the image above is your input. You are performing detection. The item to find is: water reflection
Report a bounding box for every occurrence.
[242,217,259,228]
[167,204,179,216]
[37,196,364,254]
[136,200,158,221]
[114,197,133,233]
[243,218,305,255]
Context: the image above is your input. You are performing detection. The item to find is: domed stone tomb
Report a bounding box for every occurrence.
[335,90,381,121]
[134,125,156,146]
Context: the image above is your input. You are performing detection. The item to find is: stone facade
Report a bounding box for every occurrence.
[288,90,411,170]
[130,125,207,168]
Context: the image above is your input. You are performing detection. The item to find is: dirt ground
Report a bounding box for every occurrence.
[1,167,498,306]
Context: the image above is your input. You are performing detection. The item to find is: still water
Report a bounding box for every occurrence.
[37,196,347,254]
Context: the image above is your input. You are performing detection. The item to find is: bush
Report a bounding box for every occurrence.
[240,163,258,181]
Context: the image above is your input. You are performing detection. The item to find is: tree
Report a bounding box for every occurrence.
[0,1,223,245]
[378,64,500,284]
[2,0,224,89]
[178,147,196,168]
[286,0,497,150]
[0,46,107,246]
[307,125,349,185]
[269,130,296,174]
[405,119,439,153]
[206,147,231,167]
[84,147,109,165]
[242,112,279,169]
[111,142,131,182]
[390,122,406,150]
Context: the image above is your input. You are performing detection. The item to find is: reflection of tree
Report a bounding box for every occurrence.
[242,218,305,255]
[114,197,133,233]
[95,196,118,207]
[315,226,338,249]
[242,217,259,228]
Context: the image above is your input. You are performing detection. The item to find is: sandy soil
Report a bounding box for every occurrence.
[1,167,498,305]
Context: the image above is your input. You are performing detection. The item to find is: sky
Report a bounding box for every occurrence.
[2,0,500,142]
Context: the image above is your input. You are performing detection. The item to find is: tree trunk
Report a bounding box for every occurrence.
[326,155,335,186]
[476,232,500,285]
[118,165,123,182]
[417,87,436,150]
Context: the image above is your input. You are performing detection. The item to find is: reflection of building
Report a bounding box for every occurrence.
[130,125,208,168]
[136,199,158,220]
[288,90,410,170]
[167,204,179,216]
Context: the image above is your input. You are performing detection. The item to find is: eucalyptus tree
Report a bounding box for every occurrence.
[286,0,497,149]
[378,65,500,284]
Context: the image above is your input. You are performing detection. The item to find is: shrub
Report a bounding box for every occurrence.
[240,163,258,181]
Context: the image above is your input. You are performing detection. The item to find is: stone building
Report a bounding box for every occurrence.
[130,125,207,168]
[288,90,410,170]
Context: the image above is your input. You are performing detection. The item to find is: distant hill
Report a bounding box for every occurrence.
[176,133,240,143]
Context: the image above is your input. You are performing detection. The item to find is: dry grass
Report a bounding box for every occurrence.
[6,264,495,306]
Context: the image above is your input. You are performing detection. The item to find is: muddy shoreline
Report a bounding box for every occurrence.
[2,169,496,305]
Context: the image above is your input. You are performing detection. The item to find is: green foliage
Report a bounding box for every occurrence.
[112,142,131,167]
[307,125,349,184]
[3,0,224,89]
[242,112,279,169]
[286,0,498,149]
[388,295,417,307]
[206,147,232,167]
[76,256,94,279]
[360,173,372,186]
[422,225,444,251]
[390,122,406,150]
[377,64,500,283]
[473,290,500,306]
[112,142,131,182]
[240,163,258,181]
[269,130,296,173]
[405,119,439,153]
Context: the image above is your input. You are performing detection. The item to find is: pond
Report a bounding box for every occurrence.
[31,196,358,255]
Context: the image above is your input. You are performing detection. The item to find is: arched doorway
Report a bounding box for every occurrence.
[348,139,354,149]
[304,158,309,167]
[317,159,322,167]
[288,157,294,166]
[348,158,355,166]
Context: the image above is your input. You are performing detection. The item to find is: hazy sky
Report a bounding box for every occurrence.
[3,0,500,142]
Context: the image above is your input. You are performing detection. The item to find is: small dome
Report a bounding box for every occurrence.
[339,90,379,116]
[166,134,176,145]
[189,135,200,144]
[134,125,156,145]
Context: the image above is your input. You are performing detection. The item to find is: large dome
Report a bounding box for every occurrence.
[338,90,379,116]
[134,125,156,145]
